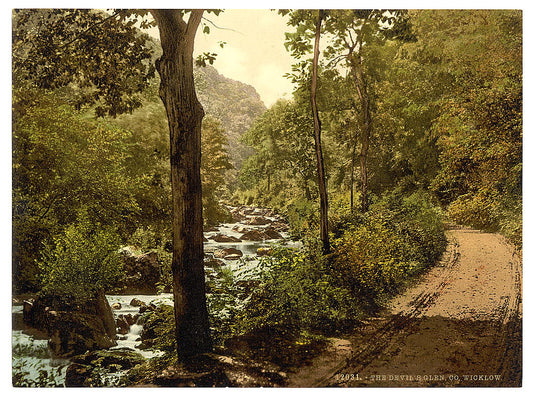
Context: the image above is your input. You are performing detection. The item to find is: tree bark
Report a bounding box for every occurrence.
[151,9,212,359]
[310,10,330,254]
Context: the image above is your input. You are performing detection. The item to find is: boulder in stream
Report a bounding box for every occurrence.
[269,221,289,231]
[245,216,270,226]
[129,298,146,307]
[264,227,283,239]
[23,291,117,357]
[239,230,266,241]
[231,225,250,234]
[209,234,242,243]
[213,248,243,260]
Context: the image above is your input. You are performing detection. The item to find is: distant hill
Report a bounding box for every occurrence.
[112,32,266,172]
[194,65,266,169]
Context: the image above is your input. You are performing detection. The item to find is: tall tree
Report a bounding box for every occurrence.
[241,99,317,202]
[150,9,212,359]
[13,8,215,359]
[321,10,415,212]
[282,9,331,253]
[310,10,330,253]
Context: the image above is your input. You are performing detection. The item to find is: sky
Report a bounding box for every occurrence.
[146,10,296,107]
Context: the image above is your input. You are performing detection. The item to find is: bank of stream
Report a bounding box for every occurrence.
[12,205,299,387]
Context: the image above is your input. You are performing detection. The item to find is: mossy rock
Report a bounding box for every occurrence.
[71,348,146,369]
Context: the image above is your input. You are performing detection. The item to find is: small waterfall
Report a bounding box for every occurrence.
[12,314,70,387]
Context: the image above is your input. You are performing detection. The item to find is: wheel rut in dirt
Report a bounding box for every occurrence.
[288,228,522,387]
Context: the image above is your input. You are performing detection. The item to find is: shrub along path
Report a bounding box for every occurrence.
[288,228,522,387]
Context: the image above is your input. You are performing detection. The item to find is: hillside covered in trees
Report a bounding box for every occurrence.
[12,9,521,388]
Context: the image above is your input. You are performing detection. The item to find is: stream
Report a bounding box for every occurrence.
[12,206,299,387]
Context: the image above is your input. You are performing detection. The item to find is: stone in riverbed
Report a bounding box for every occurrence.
[269,221,289,231]
[239,227,283,241]
[264,227,283,239]
[239,230,266,241]
[23,291,117,357]
[116,315,130,335]
[205,258,226,268]
[245,216,270,225]
[213,248,243,259]
[124,313,139,326]
[130,298,146,307]
[139,303,157,314]
[231,225,249,234]
[209,233,242,243]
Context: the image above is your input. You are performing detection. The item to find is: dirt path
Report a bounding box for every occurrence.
[288,228,522,387]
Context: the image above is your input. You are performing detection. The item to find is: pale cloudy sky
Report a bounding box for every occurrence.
[196,10,297,107]
[147,9,296,107]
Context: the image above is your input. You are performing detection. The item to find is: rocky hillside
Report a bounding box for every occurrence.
[195,65,266,169]
[142,35,266,170]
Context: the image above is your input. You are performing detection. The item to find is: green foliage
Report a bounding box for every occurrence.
[205,262,249,346]
[238,192,446,334]
[139,304,176,352]
[332,192,446,309]
[13,9,155,117]
[417,10,522,246]
[38,212,123,300]
[240,99,316,199]
[236,247,354,334]
[12,90,141,293]
[201,116,234,227]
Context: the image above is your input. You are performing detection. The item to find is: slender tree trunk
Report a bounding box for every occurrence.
[151,9,212,360]
[304,182,312,201]
[310,9,330,254]
[350,144,357,213]
[350,54,371,213]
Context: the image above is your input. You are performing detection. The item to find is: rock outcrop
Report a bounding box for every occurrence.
[23,291,117,357]
[118,250,161,294]
[65,348,146,387]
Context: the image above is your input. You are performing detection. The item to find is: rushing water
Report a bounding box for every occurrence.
[12,206,299,386]
[12,305,71,386]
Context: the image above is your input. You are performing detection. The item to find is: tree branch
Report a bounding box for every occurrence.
[186,10,205,41]
[60,10,124,49]
[202,16,240,33]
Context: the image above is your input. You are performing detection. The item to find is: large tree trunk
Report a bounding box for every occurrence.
[310,10,330,254]
[151,9,212,359]
[351,54,371,213]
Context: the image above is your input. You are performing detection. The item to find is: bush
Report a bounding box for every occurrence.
[38,212,123,301]
[237,191,447,334]
[447,189,522,247]
[139,304,176,352]
[235,247,355,335]
[331,217,416,309]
